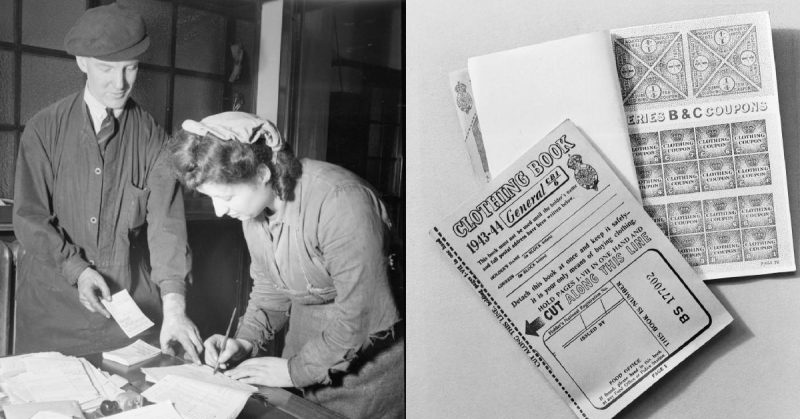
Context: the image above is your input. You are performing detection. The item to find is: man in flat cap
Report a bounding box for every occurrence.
[13,3,203,362]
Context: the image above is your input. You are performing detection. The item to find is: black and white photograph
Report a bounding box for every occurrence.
[6,0,800,418]
[0,0,403,418]
[408,1,800,418]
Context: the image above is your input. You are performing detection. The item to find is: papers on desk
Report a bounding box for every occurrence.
[105,402,182,419]
[141,375,251,419]
[0,353,124,412]
[2,400,84,419]
[451,12,794,280]
[101,290,154,338]
[102,340,161,366]
[141,364,256,392]
[430,120,732,418]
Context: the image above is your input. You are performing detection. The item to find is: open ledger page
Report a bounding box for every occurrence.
[430,120,731,418]
[612,12,794,279]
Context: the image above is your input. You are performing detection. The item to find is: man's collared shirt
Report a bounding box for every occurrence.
[83,87,122,134]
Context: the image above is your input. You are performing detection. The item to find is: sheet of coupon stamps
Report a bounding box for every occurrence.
[430,120,731,419]
[612,12,794,279]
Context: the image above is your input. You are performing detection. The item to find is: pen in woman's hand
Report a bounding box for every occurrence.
[213,306,237,375]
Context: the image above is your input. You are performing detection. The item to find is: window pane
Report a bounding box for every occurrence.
[233,19,255,80]
[0,0,13,42]
[175,6,226,75]
[0,50,14,124]
[118,0,172,66]
[21,54,84,123]
[0,131,17,200]
[172,76,223,130]
[130,69,169,128]
[22,0,84,50]
[229,19,255,113]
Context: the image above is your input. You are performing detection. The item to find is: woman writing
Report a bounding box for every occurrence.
[169,112,404,418]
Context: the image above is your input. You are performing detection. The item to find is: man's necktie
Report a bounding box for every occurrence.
[97,107,116,145]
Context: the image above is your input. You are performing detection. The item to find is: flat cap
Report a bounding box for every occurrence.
[64,3,150,61]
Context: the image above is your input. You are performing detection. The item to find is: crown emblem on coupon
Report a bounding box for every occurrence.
[718,235,731,244]
[714,202,726,211]
[455,82,473,114]
[754,231,766,240]
[750,197,762,206]
[742,124,757,134]
[707,128,719,137]
[671,132,684,142]
[746,157,758,166]
[678,205,691,214]
[675,166,688,174]
[711,161,723,170]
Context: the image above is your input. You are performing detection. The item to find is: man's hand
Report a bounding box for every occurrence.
[160,293,203,364]
[224,357,294,388]
[77,267,111,318]
[203,336,252,370]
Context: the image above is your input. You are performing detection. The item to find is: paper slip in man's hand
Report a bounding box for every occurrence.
[101,290,154,338]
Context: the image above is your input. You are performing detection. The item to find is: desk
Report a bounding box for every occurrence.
[84,352,344,419]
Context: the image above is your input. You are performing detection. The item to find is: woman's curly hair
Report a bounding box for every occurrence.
[168,130,303,201]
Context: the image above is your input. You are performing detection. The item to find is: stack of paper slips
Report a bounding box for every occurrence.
[102,340,161,366]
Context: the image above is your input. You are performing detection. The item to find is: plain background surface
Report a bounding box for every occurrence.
[407,1,800,418]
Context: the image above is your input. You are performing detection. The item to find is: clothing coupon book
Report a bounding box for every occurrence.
[430,119,731,418]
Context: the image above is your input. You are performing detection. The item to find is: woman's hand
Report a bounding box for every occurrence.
[204,336,253,370]
[224,357,293,388]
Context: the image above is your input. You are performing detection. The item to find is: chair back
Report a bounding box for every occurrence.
[0,241,15,355]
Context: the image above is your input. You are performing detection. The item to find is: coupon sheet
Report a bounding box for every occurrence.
[430,120,731,419]
[455,12,793,280]
[611,12,794,279]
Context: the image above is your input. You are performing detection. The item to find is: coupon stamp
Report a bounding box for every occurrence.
[738,193,775,227]
[660,128,697,162]
[687,33,722,96]
[664,161,700,196]
[742,227,778,261]
[699,157,736,191]
[706,231,743,264]
[730,26,762,86]
[636,165,665,198]
[630,132,662,166]
[696,58,760,97]
[732,120,768,154]
[643,204,669,236]
[696,124,732,158]
[703,197,739,231]
[689,24,762,97]
[667,201,704,236]
[614,32,688,105]
[735,153,771,187]
[670,234,707,266]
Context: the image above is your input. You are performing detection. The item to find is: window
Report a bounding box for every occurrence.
[0,0,260,204]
